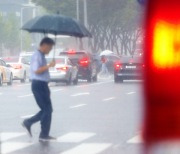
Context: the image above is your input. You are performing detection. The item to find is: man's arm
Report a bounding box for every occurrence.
[35,61,56,74]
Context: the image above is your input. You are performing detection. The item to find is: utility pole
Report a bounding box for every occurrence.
[84,0,88,27]
[76,0,80,21]
[20,3,36,52]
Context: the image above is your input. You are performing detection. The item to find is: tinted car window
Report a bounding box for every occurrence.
[46,58,65,64]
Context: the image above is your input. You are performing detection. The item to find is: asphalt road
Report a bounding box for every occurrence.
[0,78,143,154]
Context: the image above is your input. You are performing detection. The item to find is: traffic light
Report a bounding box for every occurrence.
[143,0,180,145]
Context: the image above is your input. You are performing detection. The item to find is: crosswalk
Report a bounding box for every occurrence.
[0,132,112,154]
[0,131,143,154]
[127,134,142,144]
[61,143,112,154]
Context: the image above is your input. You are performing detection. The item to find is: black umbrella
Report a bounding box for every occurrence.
[22,14,92,58]
[22,14,92,38]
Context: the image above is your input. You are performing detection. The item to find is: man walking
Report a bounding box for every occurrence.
[22,37,56,142]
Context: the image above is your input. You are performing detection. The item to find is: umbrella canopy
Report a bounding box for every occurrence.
[22,14,92,38]
[100,50,113,56]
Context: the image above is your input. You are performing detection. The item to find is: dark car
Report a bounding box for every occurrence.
[59,50,98,82]
[114,56,144,83]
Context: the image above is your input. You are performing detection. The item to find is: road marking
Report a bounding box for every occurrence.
[1,142,34,154]
[57,132,95,143]
[103,97,116,102]
[126,92,136,95]
[18,94,33,98]
[61,143,112,154]
[76,80,113,88]
[70,104,87,109]
[52,89,63,92]
[71,92,90,97]
[127,134,142,143]
[17,84,31,87]
[0,132,26,142]
[0,92,2,95]
[21,114,34,119]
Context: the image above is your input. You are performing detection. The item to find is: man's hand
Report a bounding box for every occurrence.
[48,61,56,68]
[35,61,56,74]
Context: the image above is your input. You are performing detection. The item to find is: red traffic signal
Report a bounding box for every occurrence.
[143,0,180,144]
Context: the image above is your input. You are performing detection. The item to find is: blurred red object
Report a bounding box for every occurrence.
[143,0,180,145]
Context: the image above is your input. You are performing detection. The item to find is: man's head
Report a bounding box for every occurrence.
[39,37,55,55]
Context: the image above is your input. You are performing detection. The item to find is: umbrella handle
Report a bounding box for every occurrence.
[53,35,57,60]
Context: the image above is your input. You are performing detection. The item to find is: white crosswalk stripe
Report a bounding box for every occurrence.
[0,132,34,154]
[0,132,26,142]
[61,143,112,154]
[57,132,95,143]
[127,134,142,144]
[0,131,112,154]
[1,142,34,154]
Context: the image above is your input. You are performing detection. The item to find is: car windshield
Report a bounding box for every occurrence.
[21,56,32,64]
[60,52,88,64]
[119,56,143,64]
[46,57,65,64]
[2,57,19,63]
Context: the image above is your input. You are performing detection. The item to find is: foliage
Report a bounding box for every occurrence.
[32,0,144,55]
[0,14,32,55]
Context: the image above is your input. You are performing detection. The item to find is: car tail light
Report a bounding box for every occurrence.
[12,64,22,69]
[68,49,76,54]
[79,58,89,67]
[56,66,68,71]
[143,0,180,145]
[114,62,122,71]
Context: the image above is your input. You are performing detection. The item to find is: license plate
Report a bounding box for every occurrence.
[126,66,136,69]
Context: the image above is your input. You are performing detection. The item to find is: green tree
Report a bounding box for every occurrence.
[3,14,21,54]
[32,0,143,55]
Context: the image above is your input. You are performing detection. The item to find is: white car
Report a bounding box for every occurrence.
[3,57,27,83]
[19,52,34,79]
[0,59,13,86]
[3,52,33,83]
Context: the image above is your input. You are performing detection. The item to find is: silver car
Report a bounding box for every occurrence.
[46,56,78,85]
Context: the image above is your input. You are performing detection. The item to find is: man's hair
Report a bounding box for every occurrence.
[40,37,55,46]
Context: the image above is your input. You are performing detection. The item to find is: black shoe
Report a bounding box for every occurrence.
[22,121,32,137]
[39,136,57,142]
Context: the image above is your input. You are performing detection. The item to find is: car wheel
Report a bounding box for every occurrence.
[0,75,3,86]
[66,75,72,86]
[7,74,13,86]
[114,75,120,83]
[21,72,26,83]
[87,77,92,83]
[119,78,123,83]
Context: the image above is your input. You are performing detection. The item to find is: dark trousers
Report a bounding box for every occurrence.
[25,80,53,138]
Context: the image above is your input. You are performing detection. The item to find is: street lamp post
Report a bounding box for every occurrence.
[76,0,80,21]
[20,3,36,52]
[83,0,88,27]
